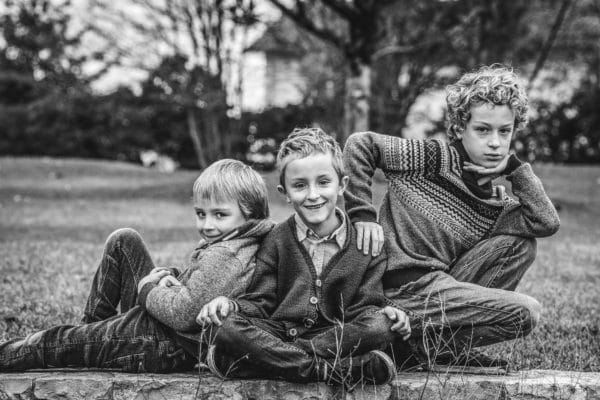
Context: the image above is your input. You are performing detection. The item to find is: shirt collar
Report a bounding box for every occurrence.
[294,208,347,247]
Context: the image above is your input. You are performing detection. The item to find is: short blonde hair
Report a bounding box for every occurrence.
[445,64,529,142]
[276,127,344,189]
[193,159,269,219]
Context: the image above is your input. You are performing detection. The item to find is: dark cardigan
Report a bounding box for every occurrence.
[236,214,388,325]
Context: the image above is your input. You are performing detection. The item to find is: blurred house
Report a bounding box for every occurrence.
[242,17,326,111]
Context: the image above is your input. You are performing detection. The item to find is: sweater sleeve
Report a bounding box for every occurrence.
[491,163,560,238]
[343,131,425,224]
[235,254,278,318]
[141,247,243,332]
[345,252,388,319]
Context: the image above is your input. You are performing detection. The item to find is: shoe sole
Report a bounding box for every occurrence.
[369,350,397,385]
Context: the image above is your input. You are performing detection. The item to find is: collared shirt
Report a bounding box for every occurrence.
[294,208,347,276]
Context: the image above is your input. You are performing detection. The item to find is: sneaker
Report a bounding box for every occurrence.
[321,350,396,386]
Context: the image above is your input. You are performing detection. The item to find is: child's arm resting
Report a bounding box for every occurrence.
[343,131,423,225]
[140,249,243,332]
[493,163,560,237]
[235,256,277,318]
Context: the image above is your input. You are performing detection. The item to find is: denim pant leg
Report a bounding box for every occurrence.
[386,271,541,356]
[0,306,194,373]
[449,235,537,291]
[294,310,396,360]
[82,228,156,323]
[211,313,320,382]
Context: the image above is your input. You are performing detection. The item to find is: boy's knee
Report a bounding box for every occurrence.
[106,228,142,248]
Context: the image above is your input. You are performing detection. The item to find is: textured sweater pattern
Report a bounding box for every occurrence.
[343,132,560,273]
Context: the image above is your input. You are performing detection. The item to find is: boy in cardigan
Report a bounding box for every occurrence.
[0,159,274,372]
[198,128,410,386]
[343,65,560,372]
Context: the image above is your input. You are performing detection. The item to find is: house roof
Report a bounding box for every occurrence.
[246,17,320,56]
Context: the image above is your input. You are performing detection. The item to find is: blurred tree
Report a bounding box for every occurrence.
[0,0,94,156]
[85,0,259,168]
[273,0,573,141]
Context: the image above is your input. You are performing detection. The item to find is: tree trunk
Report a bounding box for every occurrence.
[186,107,208,169]
[342,63,371,145]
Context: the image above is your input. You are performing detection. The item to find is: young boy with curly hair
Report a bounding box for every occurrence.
[198,128,410,386]
[0,159,274,372]
[343,65,560,372]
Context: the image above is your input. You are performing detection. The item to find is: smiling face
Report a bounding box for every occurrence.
[194,198,247,243]
[279,152,347,237]
[458,103,516,168]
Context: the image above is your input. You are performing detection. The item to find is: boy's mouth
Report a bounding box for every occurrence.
[304,202,326,210]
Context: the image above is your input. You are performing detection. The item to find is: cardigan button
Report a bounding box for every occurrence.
[288,328,298,337]
[309,296,318,305]
[315,279,322,287]
[303,318,315,328]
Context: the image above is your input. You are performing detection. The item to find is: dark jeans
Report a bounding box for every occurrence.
[0,229,196,373]
[0,306,196,372]
[386,235,541,358]
[82,228,156,323]
[209,309,396,382]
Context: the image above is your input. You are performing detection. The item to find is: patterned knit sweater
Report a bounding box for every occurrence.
[236,215,388,325]
[138,219,274,332]
[343,131,560,273]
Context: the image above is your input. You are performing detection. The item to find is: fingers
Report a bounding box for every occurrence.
[356,224,364,251]
[196,306,208,326]
[384,306,412,340]
[362,227,371,255]
[373,224,384,257]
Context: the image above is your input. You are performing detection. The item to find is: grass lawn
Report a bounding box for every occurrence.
[0,156,599,372]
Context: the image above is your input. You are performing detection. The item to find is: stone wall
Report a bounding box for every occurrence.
[1,369,599,399]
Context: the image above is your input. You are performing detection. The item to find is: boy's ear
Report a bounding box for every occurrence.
[277,185,286,195]
[338,176,349,194]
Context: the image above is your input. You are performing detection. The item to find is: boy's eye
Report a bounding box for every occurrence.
[196,211,205,218]
[215,212,226,219]
[475,127,488,132]
[293,182,306,189]
[500,129,512,136]
[319,179,331,185]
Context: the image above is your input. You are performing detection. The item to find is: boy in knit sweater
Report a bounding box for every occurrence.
[0,159,274,372]
[342,65,560,372]
[198,128,410,386]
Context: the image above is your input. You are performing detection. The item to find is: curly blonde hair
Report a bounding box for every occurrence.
[445,65,529,142]
[277,127,344,190]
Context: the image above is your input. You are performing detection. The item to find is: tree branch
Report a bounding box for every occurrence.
[528,0,572,88]
[268,0,344,50]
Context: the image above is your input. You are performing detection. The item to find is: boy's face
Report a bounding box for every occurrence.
[194,198,247,243]
[279,153,348,237]
[458,103,515,168]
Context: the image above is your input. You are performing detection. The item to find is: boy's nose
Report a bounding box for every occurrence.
[307,185,320,200]
[488,133,501,148]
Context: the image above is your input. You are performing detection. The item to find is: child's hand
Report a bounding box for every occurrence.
[354,221,384,257]
[196,296,235,327]
[382,305,411,341]
[158,275,181,287]
[137,269,171,293]
[463,154,510,185]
